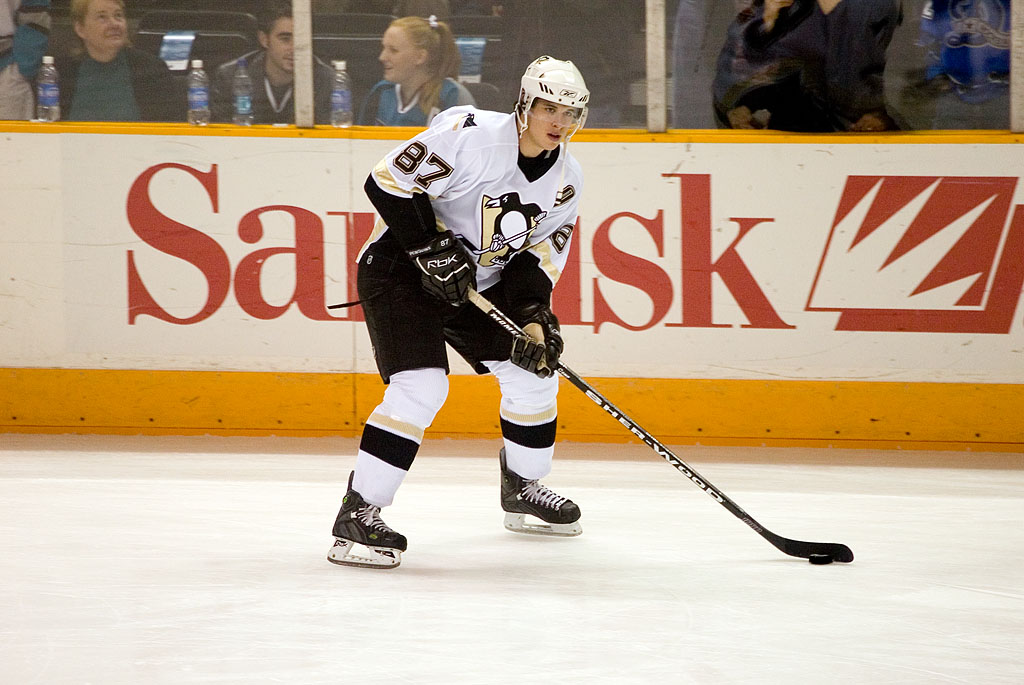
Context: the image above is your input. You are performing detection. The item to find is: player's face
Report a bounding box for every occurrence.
[260,17,294,79]
[379,26,427,86]
[74,0,128,61]
[520,98,582,157]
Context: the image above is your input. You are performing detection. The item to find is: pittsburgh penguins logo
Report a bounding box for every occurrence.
[475,192,547,266]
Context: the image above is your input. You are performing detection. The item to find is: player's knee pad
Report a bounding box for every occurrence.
[488,359,558,415]
[380,367,449,430]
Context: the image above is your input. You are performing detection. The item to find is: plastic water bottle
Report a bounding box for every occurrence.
[232,57,254,126]
[35,55,60,122]
[330,60,353,128]
[187,59,210,126]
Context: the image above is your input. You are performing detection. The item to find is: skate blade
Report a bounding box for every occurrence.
[326,538,402,569]
[503,512,582,537]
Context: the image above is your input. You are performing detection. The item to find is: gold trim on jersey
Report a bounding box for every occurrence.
[367,410,425,443]
[530,241,562,285]
[360,217,389,254]
[372,159,413,197]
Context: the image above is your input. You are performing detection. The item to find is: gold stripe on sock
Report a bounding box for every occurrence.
[367,410,425,443]
[499,405,557,426]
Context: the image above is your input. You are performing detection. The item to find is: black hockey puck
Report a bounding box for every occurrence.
[808,554,834,565]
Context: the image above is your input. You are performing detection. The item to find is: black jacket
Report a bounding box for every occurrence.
[55,47,185,122]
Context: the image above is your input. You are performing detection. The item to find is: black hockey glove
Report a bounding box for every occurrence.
[509,302,563,378]
[407,230,477,306]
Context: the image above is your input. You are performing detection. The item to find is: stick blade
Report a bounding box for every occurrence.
[782,540,854,563]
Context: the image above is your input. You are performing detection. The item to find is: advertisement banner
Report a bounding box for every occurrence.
[3,131,1024,383]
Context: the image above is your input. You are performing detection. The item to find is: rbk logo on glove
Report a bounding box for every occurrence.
[426,255,462,269]
[407,230,477,306]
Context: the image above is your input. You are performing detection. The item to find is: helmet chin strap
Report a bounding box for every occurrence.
[516,106,530,136]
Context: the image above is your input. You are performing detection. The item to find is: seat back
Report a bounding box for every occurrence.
[448,14,504,86]
[312,13,394,36]
[135,0,264,15]
[134,10,259,73]
[137,10,259,35]
[464,81,504,112]
[312,14,393,111]
[447,14,504,39]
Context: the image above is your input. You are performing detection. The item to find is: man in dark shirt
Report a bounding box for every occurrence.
[212,0,333,124]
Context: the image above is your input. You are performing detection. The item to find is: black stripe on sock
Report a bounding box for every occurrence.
[359,424,419,471]
[500,417,557,449]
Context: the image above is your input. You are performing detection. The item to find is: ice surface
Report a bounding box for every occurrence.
[1,434,1021,684]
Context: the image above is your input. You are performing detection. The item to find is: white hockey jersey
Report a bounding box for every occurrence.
[364,106,583,292]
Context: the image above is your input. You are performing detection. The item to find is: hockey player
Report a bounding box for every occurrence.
[328,56,589,569]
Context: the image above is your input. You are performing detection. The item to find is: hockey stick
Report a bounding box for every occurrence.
[468,289,854,563]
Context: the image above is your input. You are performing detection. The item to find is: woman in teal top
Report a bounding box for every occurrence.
[56,0,182,122]
[358,15,475,127]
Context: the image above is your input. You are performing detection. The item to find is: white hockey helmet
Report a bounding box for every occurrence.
[516,55,590,134]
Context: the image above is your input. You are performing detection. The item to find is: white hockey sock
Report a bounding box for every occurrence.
[486,360,559,481]
[352,368,448,507]
[352,452,408,508]
[502,440,554,481]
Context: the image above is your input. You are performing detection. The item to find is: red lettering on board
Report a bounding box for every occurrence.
[126,163,230,324]
[666,173,794,329]
[235,205,340,321]
[591,211,673,332]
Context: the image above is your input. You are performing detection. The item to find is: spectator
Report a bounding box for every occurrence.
[917,0,1008,129]
[359,14,474,126]
[712,0,902,132]
[919,0,1009,102]
[213,0,334,125]
[54,0,182,121]
[0,0,50,120]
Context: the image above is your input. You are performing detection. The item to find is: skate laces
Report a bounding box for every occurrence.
[521,480,568,510]
[355,504,395,533]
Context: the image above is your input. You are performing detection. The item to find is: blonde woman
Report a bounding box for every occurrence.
[358,14,474,126]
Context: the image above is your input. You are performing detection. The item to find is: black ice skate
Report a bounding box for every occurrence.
[327,472,408,569]
[500,448,582,537]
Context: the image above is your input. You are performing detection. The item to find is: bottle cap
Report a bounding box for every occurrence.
[42,55,54,64]
[238,57,247,68]
[191,59,204,69]
[334,60,347,71]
